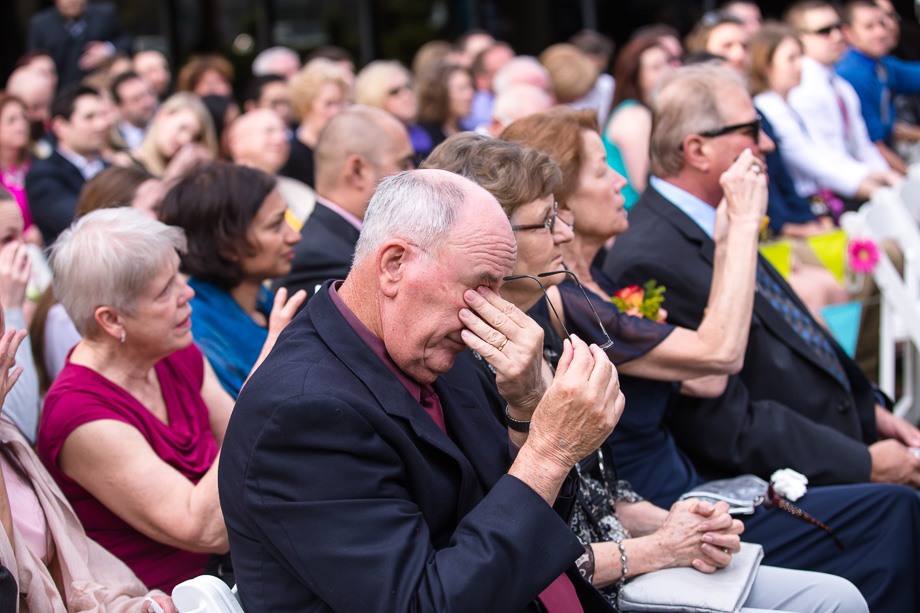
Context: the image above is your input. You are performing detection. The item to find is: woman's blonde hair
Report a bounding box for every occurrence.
[133,92,218,176]
[289,58,351,122]
[355,60,411,109]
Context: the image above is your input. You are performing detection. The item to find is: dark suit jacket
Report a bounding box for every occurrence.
[271,202,360,300]
[218,284,611,612]
[25,150,94,244]
[604,185,877,484]
[27,3,132,89]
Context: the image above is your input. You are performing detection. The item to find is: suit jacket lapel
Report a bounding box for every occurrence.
[313,203,361,248]
[644,187,716,267]
[647,188,840,380]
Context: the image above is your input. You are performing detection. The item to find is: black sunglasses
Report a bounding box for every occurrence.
[511,202,574,234]
[698,113,762,141]
[387,83,412,97]
[679,115,762,151]
[800,22,842,36]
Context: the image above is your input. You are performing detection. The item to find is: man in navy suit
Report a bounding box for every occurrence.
[25,85,109,244]
[272,106,415,301]
[220,169,626,611]
[27,0,132,89]
[605,63,920,490]
[604,63,920,612]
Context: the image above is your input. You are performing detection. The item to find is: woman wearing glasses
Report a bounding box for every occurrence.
[423,133,866,612]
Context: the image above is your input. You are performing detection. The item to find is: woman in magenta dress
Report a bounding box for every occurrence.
[0,93,40,245]
[36,207,299,591]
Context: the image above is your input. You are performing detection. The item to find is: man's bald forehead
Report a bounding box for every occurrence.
[6,67,51,93]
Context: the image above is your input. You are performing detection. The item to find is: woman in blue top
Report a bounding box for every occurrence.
[602,36,676,210]
[159,163,306,396]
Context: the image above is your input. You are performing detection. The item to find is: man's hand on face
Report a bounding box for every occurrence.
[459,286,547,417]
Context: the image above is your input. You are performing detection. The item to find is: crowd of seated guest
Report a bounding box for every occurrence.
[1,0,920,610]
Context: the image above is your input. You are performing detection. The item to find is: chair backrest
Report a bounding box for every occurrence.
[172,576,245,613]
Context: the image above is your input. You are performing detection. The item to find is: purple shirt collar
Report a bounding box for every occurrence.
[329,281,422,404]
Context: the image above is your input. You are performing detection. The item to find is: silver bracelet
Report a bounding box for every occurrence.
[613,538,628,589]
[504,405,530,432]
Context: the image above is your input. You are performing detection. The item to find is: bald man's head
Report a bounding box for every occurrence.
[228,109,290,174]
[313,105,415,199]
[6,68,55,125]
[489,84,554,137]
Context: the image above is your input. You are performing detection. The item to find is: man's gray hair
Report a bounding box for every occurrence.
[252,46,300,76]
[50,208,187,337]
[648,64,748,178]
[353,170,467,264]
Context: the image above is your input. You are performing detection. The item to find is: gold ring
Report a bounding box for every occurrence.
[749,163,762,175]
[497,338,509,352]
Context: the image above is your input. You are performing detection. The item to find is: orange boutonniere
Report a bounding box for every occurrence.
[611,280,667,322]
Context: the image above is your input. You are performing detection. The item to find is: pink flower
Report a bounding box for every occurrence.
[848,238,880,274]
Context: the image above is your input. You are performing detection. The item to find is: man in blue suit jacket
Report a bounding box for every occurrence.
[25,85,109,244]
[220,169,624,611]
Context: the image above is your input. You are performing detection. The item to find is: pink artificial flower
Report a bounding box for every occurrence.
[848,238,880,274]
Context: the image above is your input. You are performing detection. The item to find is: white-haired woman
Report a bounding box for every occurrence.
[35,208,299,592]
[131,92,218,180]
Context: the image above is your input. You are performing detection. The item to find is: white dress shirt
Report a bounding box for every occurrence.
[118,120,146,150]
[787,57,888,187]
[756,90,875,198]
[56,145,105,180]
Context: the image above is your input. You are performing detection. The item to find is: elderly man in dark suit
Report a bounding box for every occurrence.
[26,0,132,90]
[605,63,920,489]
[272,105,415,301]
[25,84,108,244]
[220,168,625,611]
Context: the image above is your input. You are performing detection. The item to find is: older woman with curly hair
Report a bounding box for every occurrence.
[35,208,299,591]
[176,55,234,98]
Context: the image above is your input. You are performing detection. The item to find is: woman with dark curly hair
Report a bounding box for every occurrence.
[416,62,474,155]
[159,163,305,397]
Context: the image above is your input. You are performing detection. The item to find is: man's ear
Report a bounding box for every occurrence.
[344,154,373,191]
[681,135,711,173]
[376,239,411,298]
[50,116,67,142]
[94,306,125,342]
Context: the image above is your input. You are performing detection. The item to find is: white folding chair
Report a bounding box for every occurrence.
[840,188,920,422]
[172,575,245,613]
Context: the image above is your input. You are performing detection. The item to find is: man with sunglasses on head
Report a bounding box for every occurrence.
[606,63,920,613]
[785,0,900,201]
